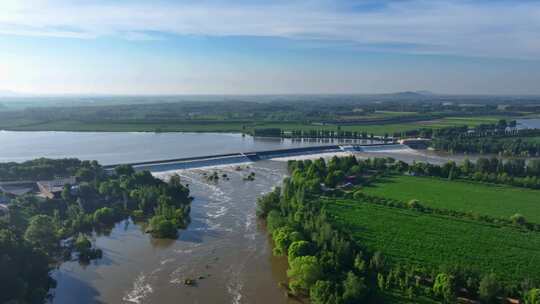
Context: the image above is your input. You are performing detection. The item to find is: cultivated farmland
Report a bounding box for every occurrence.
[324,198,540,283]
[362,175,540,223]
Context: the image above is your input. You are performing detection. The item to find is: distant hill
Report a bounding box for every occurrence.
[413,90,437,96]
[377,91,438,99]
[0,90,28,97]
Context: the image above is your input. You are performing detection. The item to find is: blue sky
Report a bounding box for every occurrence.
[0,0,539,95]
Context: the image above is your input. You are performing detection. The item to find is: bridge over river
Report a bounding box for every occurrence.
[103,143,408,172]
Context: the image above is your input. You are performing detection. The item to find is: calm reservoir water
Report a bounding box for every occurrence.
[0,131,377,165]
[517,118,540,130]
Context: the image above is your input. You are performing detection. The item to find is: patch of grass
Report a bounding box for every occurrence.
[5,120,250,133]
[362,175,540,223]
[324,198,540,283]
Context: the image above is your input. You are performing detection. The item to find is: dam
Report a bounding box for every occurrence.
[104,143,407,172]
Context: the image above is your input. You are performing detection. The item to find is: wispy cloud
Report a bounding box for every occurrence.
[0,0,539,59]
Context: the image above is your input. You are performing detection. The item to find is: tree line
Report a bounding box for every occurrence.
[0,158,83,181]
[431,120,540,156]
[253,127,390,140]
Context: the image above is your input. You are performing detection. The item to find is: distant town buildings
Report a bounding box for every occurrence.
[36,177,76,199]
[0,176,77,201]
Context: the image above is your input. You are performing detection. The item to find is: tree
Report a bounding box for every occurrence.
[148,215,178,239]
[0,228,53,303]
[354,253,366,274]
[115,164,135,177]
[93,207,116,225]
[525,288,540,304]
[287,255,322,295]
[272,226,294,256]
[310,280,338,304]
[76,167,95,182]
[369,251,385,271]
[342,271,367,304]
[478,273,500,303]
[510,213,527,225]
[407,199,422,210]
[24,215,58,255]
[527,160,540,176]
[74,233,92,252]
[61,184,73,202]
[74,233,102,262]
[288,240,312,262]
[433,273,455,303]
[256,187,281,217]
[377,273,385,290]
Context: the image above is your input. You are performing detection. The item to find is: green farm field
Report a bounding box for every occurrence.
[0,119,250,133]
[0,115,506,135]
[324,198,540,283]
[254,116,504,135]
[363,175,540,223]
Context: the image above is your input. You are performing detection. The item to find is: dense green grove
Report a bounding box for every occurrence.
[431,121,540,156]
[408,156,540,189]
[257,156,540,303]
[0,159,192,303]
[254,128,383,140]
[0,158,83,181]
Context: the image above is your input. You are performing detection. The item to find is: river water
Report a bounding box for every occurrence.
[51,161,296,304]
[517,118,540,130]
[0,131,468,304]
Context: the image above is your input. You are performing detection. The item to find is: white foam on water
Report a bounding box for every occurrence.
[206,205,228,219]
[123,272,153,304]
[173,249,194,254]
[157,169,235,231]
[150,162,254,176]
[160,258,175,265]
[270,151,353,161]
[227,272,244,304]
[359,144,419,154]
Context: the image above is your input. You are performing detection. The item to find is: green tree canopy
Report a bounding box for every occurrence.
[309,280,338,304]
[24,215,58,255]
[288,240,312,262]
[433,273,455,303]
[287,255,322,295]
[342,271,367,304]
[525,288,540,304]
[478,273,500,303]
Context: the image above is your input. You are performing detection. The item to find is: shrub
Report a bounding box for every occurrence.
[478,273,500,303]
[407,199,422,210]
[93,207,116,225]
[525,288,540,304]
[149,215,178,239]
[433,273,455,303]
[510,213,527,225]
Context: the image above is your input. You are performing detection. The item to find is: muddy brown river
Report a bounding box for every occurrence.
[51,160,300,304]
[48,142,469,304]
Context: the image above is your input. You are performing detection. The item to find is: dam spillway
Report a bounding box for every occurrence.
[103,143,407,172]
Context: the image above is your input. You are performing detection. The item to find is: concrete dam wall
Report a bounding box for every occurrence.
[104,143,404,173]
